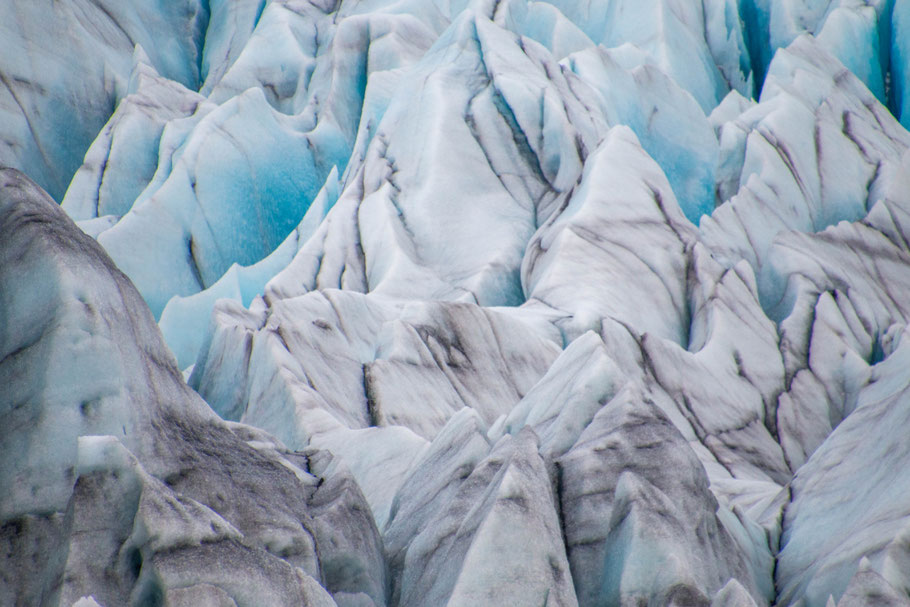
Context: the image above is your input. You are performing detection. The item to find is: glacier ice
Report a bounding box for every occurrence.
[393,428,577,606]
[61,51,209,222]
[0,0,208,200]
[522,125,697,343]
[0,169,382,607]
[557,390,772,606]
[97,85,338,317]
[4,0,910,606]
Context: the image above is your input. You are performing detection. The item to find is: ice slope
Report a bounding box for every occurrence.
[701,34,910,282]
[0,1,208,200]
[0,170,385,607]
[5,0,910,606]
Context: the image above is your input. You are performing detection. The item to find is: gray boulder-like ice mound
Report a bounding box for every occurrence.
[4,0,910,605]
[0,170,382,607]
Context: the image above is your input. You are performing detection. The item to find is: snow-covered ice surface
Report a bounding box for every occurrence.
[4,0,910,605]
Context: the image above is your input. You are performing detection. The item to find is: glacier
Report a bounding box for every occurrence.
[3,0,910,606]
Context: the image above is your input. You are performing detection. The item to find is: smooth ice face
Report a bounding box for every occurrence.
[7,1,910,606]
[491,330,624,460]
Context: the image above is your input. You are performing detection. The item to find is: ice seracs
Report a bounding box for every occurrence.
[0,0,207,200]
[0,169,384,607]
[61,51,208,222]
[557,390,772,606]
[522,125,696,344]
[393,428,577,607]
[5,0,910,605]
[97,86,336,317]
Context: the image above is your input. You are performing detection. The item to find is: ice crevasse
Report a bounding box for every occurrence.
[4,0,910,606]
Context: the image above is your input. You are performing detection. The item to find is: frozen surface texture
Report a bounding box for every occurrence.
[0,170,380,607]
[4,0,910,605]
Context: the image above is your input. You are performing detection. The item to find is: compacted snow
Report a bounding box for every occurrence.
[3,1,910,606]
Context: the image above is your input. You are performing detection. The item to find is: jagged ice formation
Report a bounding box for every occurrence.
[4,0,910,606]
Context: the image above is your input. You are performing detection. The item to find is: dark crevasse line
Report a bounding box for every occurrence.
[194,0,213,92]
[737,0,771,100]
